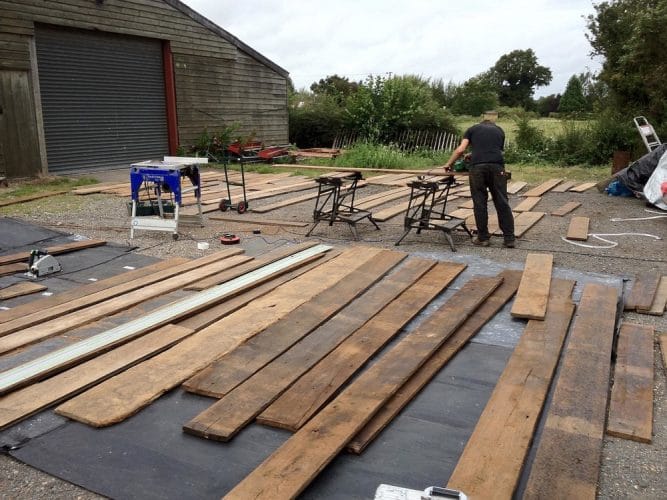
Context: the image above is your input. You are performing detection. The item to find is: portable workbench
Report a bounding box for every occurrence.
[395,175,472,251]
[129,159,204,240]
[306,171,379,240]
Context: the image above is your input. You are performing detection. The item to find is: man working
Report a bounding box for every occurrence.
[444,111,515,247]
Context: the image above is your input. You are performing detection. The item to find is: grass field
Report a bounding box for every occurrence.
[453,115,591,144]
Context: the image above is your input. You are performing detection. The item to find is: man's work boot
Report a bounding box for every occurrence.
[503,239,516,248]
[472,237,490,247]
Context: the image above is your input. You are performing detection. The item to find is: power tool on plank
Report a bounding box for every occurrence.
[26,249,61,278]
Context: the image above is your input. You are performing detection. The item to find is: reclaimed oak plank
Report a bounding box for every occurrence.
[606,322,654,443]
[183,261,465,440]
[0,239,106,266]
[185,242,317,291]
[566,216,589,241]
[257,261,465,431]
[54,249,382,427]
[0,254,252,354]
[523,283,618,500]
[511,253,553,320]
[0,258,187,324]
[0,282,46,300]
[348,269,523,454]
[0,325,193,430]
[513,196,541,212]
[447,279,576,498]
[522,178,563,197]
[222,276,502,500]
[626,272,662,312]
[182,250,409,397]
[551,201,581,217]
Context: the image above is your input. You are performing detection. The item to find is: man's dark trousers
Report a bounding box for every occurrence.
[468,163,515,242]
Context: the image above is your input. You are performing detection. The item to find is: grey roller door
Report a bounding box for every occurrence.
[35,25,168,172]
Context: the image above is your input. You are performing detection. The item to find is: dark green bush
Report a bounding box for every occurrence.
[289,94,345,148]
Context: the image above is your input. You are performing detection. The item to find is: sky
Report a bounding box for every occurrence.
[181,0,602,98]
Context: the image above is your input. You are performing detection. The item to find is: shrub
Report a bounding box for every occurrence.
[289,93,345,148]
[333,142,450,169]
[586,110,638,165]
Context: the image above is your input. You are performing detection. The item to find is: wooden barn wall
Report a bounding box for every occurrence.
[0,0,288,175]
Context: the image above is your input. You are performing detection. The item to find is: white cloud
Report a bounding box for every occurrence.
[181,0,601,97]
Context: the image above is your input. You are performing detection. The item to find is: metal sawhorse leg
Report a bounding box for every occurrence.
[306,171,380,240]
[395,175,472,251]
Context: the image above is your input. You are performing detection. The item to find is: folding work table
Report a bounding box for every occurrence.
[395,175,472,251]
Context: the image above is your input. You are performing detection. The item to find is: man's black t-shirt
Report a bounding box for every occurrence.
[463,121,505,165]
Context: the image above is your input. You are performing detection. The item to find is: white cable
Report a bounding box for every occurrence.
[610,208,667,221]
[561,232,662,249]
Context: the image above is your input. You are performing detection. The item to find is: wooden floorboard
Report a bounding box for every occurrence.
[256,261,466,431]
[0,263,28,277]
[178,252,340,332]
[54,249,382,427]
[222,275,502,500]
[185,242,318,291]
[523,283,618,500]
[0,190,69,207]
[625,271,661,312]
[0,258,186,324]
[501,211,545,238]
[182,250,409,398]
[522,178,563,197]
[551,201,581,217]
[447,279,576,498]
[566,216,590,241]
[208,215,308,228]
[606,322,654,443]
[0,282,47,300]
[0,324,193,431]
[643,276,667,315]
[355,188,411,210]
[372,199,412,222]
[550,180,577,193]
[507,181,527,194]
[0,239,106,266]
[348,269,523,454]
[183,261,465,441]
[511,253,553,320]
[249,191,319,213]
[0,254,228,336]
[513,196,541,212]
[0,254,252,355]
[570,181,597,192]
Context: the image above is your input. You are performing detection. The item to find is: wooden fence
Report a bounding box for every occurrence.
[332,130,461,152]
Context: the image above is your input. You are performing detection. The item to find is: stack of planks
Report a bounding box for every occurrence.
[71,170,322,214]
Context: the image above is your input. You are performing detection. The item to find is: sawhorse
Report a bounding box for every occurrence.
[395,175,472,251]
[306,171,379,240]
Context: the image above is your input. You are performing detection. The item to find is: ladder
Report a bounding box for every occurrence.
[634,116,661,152]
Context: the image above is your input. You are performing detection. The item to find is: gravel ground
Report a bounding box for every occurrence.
[0,168,665,499]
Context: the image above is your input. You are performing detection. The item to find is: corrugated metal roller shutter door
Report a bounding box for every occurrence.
[35,25,168,172]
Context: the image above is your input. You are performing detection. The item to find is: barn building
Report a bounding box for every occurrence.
[0,0,289,177]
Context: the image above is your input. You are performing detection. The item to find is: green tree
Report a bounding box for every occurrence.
[344,75,456,141]
[586,0,667,122]
[289,91,344,148]
[310,74,359,105]
[535,94,561,116]
[449,75,499,115]
[559,75,588,113]
[487,49,552,107]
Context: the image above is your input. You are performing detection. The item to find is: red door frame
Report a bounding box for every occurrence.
[162,41,178,155]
